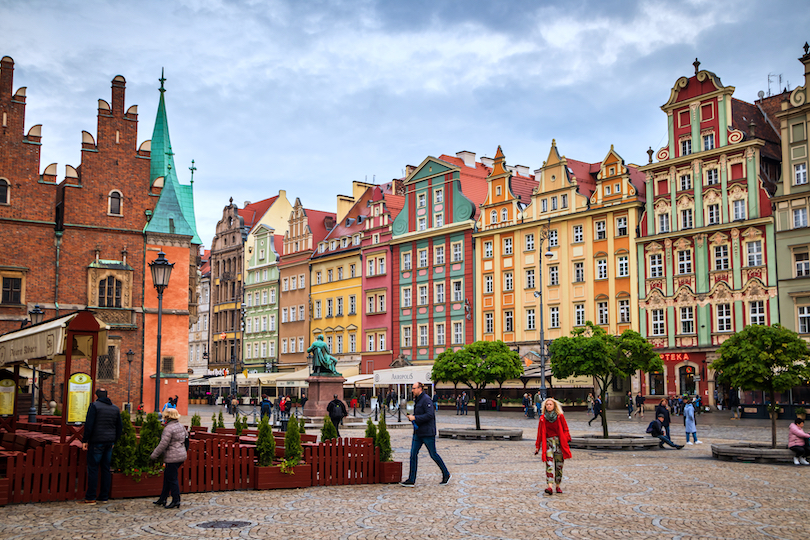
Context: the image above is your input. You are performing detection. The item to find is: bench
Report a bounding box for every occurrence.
[711,443,795,463]
[438,428,523,441]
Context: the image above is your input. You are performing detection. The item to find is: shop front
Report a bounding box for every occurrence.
[641,351,715,406]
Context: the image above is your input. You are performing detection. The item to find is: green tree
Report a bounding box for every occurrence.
[364,417,377,446]
[298,415,306,434]
[217,411,225,429]
[111,410,137,473]
[211,413,217,433]
[376,411,392,462]
[284,413,303,467]
[712,324,810,448]
[190,413,202,427]
[321,416,338,441]
[135,412,164,469]
[256,415,276,467]
[432,340,523,430]
[550,322,662,438]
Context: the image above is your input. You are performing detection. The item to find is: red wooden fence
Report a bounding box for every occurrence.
[5,444,86,504]
[305,437,379,487]
[180,439,254,493]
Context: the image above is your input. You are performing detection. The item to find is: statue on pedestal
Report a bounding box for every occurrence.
[307,334,341,376]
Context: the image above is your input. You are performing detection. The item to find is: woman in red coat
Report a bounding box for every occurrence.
[535,398,572,495]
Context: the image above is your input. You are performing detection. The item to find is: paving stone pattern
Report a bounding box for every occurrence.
[1,409,808,539]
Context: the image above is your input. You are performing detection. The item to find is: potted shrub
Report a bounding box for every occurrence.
[796,407,807,420]
[320,416,338,442]
[376,414,402,483]
[253,416,279,489]
[364,417,377,445]
[191,413,202,427]
[280,414,310,488]
[111,412,164,498]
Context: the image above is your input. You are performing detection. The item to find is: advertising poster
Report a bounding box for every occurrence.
[0,379,14,416]
[67,373,92,423]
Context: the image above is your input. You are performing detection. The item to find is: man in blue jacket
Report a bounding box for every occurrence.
[401,382,450,487]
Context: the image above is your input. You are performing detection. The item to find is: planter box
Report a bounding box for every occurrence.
[0,477,8,506]
[378,461,403,484]
[110,471,164,499]
[253,464,312,490]
[190,426,208,434]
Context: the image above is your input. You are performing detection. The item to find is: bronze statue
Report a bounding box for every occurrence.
[307,334,341,376]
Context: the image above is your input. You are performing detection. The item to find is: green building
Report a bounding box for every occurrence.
[244,223,280,373]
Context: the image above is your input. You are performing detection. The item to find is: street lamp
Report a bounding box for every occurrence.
[231,303,246,397]
[126,349,135,412]
[27,305,46,422]
[149,251,174,413]
[534,221,554,401]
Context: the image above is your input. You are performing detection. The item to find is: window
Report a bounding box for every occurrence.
[747,241,763,266]
[681,209,693,229]
[419,250,428,268]
[435,247,444,265]
[418,193,426,207]
[327,269,333,282]
[282,340,288,354]
[525,269,535,289]
[549,266,559,286]
[548,230,558,247]
[649,254,663,278]
[573,225,583,243]
[652,309,665,335]
[678,250,692,274]
[368,259,375,276]
[618,256,629,277]
[550,306,560,328]
[316,271,322,285]
[326,299,333,317]
[619,299,630,323]
[435,214,444,227]
[708,204,720,225]
[403,253,412,270]
[262,290,268,304]
[315,300,321,319]
[353,235,360,246]
[337,297,344,316]
[418,285,428,306]
[418,217,427,231]
[681,139,692,156]
[796,252,810,277]
[403,288,412,307]
[350,295,357,314]
[597,259,607,279]
[707,169,719,185]
[269,314,276,331]
[337,267,343,280]
[0,179,8,205]
[703,133,715,151]
[574,262,584,282]
[403,327,412,347]
[542,199,548,212]
[525,234,535,251]
[717,303,732,332]
[377,334,384,351]
[453,281,463,301]
[484,313,494,333]
[801,306,810,334]
[796,163,808,186]
[289,338,296,354]
[596,221,606,240]
[453,322,463,344]
[616,217,628,237]
[680,306,694,334]
[504,272,513,291]
[452,243,462,262]
[504,310,514,332]
[435,284,444,303]
[108,191,122,215]
[289,307,296,322]
[436,323,445,345]
[484,275,493,293]
[367,296,375,314]
[680,174,692,191]
[658,214,670,233]
[490,210,498,224]
[598,302,608,325]
[503,238,513,255]
[750,301,766,325]
[269,289,276,304]
[368,334,375,352]
[98,276,122,307]
[341,238,348,249]
[714,245,729,270]
[419,325,428,346]
[501,208,508,222]
[372,234,379,245]
[282,308,288,323]
[335,335,342,354]
[733,200,746,221]
[435,189,443,202]
[551,196,558,210]
[351,263,357,277]
[290,276,296,290]
[526,308,536,330]
[561,194,568,208]
[795,208,808,228]
[575,304,585,326]
[484,241,493,258]
[604,185,611,196]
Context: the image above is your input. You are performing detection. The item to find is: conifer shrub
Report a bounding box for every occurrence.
[256,415,276,467]
[364,417,377,446]
[217,411,225,429]
[211,413,218,433]
[111,410,137,474]
[135,412,164,472]
[376,412,392,462]
[320,416,338,442]
[298,415,306,434]
[283,414,303,472]
[191,413,202,427]
[134,409,145,426]
[235,414,245,436]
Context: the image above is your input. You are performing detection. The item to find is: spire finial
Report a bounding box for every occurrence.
[647,146,654,164]
[189,159,197,184]
[804,42,809,55]
[693,58,701,75]
[159,68,166,94]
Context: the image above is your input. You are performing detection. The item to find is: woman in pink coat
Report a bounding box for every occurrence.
[788,418,810,466]
[535,398,572,495]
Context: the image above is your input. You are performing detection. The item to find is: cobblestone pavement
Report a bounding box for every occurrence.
[2,409,808,539]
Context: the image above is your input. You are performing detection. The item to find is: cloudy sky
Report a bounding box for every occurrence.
[3,0,809,247]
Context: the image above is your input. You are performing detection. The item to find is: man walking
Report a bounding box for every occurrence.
[588,395,603,426]
[359,393,366,413]
[326,394,347,438]
[633,393,646,418]
[401,382,450,487]
[80,388,122,504]
[626,391,634,419]
[461,392,468,415]
[260,394,272,420]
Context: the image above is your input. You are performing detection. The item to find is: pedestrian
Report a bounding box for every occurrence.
[231,395,239,417]
[729,390,740,419]
[646,413,683,449]
[534,391,543,415]
[260,394,272,420]
[300,393,308,410]
[284,396,293,416]
[655,399,672,439]
[586,392,594,416]
[788,418,810,466]
[626,391,634,419]
[279,395,286,418]
[432,391,439,414]
[327,394,347,438]
[587,395,602,426]
[150,408,188,509]
[461,392,468,415]
[455,394,461,415]
[534,398,572,495]
[359,393,366,413]
[79,388,122,504]
[683,399,702,445]
[523,393,530,416]
[633,393,646,418]
[161,395,176,416]
[400,382,450,487]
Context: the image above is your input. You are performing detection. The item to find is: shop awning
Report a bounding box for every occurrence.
[258,372,285,385]
[373,365,433,386]
[275,368,312,388]
[205,372,267,387]
[343,374,373,388]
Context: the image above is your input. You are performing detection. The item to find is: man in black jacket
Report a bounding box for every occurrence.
[647,413,683,449]
[260,394,272,420]
[326,394,347,438]
[80,388,122,504]
[401,382,450,487]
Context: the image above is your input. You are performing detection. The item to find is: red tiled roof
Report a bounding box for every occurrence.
[273,235,284,257]
[510,174,539,205]
[237,195,279,229]
[304,209,337,244]
[384,193,405,219]
[731,97,782,161]
[628,166,647,200]
[312,187,378,260]
[438,154,492,219]
[565,158,599,199]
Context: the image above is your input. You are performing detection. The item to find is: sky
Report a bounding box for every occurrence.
[3,0,809,248]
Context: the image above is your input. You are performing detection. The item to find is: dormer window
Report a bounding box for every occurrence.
[353,235,360,245]
[341,238,348,248]
[490,210,498,224]
[108,191,122,216]
[319,243,326,253]
[330,240,336,250]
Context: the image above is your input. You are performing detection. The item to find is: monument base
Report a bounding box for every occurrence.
[303,375,346,418]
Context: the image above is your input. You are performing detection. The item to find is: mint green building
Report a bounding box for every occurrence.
[244,224,280,374]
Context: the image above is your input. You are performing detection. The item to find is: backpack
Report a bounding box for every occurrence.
[645,421,656,434]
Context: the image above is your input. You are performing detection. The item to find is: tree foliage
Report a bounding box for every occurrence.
[712,324,810,448]
[256,415,276,467]
[135,412,164,469]
[432,340,523,429]
[376,412,392,462]
[111,409,137,474]
[320,415,338,441]
[364,417,377,446]
[550,322,662,438]
[284,413,303,469]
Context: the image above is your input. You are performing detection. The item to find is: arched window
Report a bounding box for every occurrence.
[0,178,9,204]
[501,208,508,222]
[98,276,122,307]
[108,191,122,215]
[490,210,498,224]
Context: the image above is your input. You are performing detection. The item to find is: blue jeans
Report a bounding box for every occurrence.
[407,434,449,482]
[160,462,182,503]
[657,435,680,448]
[685,432,698,443]
[664,424,671,439]
[85,443,114,501]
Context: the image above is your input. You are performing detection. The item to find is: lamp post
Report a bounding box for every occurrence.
[231,303,246,398]
[534,222,554,401]
[149,251,174,413]
[27,305,45,422]
[126,349,135,412]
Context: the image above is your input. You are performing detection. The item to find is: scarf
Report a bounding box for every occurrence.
[544,409,558,423]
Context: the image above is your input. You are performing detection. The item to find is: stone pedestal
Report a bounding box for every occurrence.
[303,375,346,418]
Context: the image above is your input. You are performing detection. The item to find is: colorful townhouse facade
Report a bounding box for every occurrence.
[637,61,782,405]
[243,224,281,373]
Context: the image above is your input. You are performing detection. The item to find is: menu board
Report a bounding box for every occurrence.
[0,379,14,416]
[67,373,92,423]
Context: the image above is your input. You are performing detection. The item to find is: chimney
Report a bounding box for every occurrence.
[515,165,530,177]
[405,165,416,177]
[456,151,476,168]
[244,201,251,207]
[748,119,756,138]
[111,75,126,117]
[324,215,335,230]
[336,194,354,223]
[0,56,14,99]
[480,156,494,168]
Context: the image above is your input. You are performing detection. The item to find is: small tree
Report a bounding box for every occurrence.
[321,416,338,441]
[364,417,378,445]
[283,413,303,471]
[256,415,276,467]
[712,324,810,448]
[298,415,306,434]
[235,414,245,436]
[550,322,662,438]
[134,409,145,426]
[135,412,164,470]
[432,340,523,430]
[376,411,392,462]
[217,411,225,430]
[191,413,202,427]
[211,413,218,433]
[111,410,137,474]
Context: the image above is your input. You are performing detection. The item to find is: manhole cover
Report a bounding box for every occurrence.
[197,520,252,529]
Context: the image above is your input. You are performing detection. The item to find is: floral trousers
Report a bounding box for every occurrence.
[545,436,564,484]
